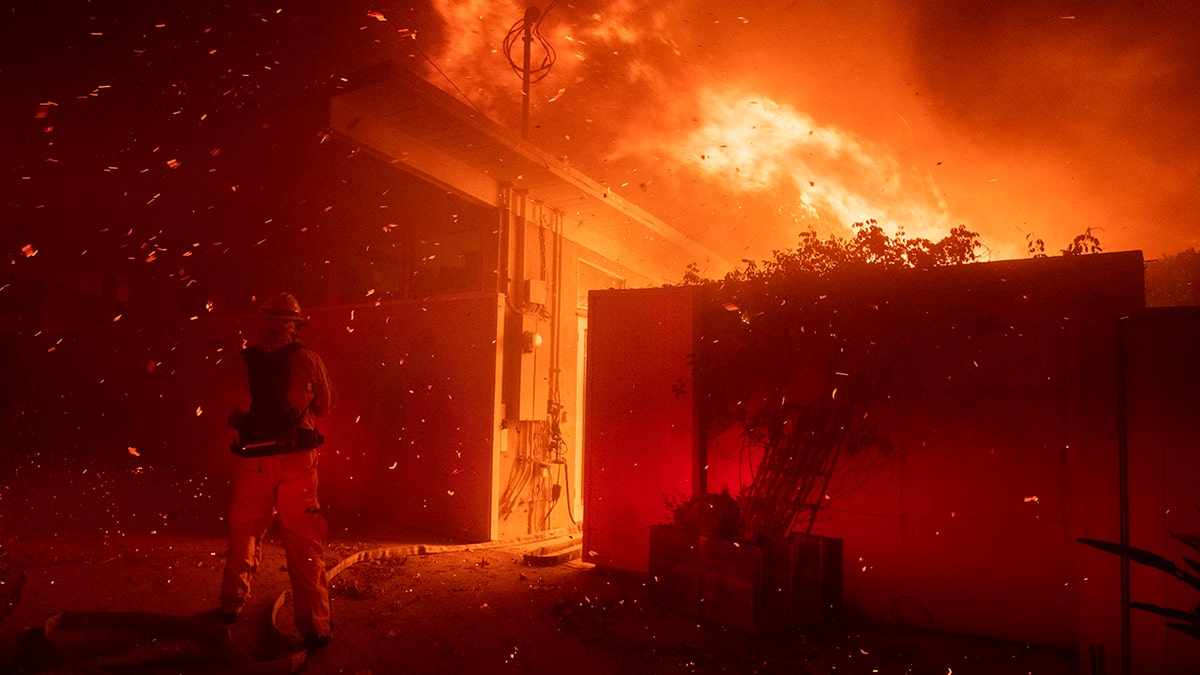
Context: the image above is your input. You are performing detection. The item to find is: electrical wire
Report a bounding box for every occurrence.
[502,2,559,83]
[498,420,550,521]
[410,42,484,116]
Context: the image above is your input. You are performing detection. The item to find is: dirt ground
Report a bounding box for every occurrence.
[0,451,1078,674]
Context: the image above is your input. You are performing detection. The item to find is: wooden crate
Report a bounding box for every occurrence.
[648,525,842,633]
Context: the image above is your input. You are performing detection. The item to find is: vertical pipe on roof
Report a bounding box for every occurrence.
[520,7,538,139]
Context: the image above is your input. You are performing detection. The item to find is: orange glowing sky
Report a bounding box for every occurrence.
[5,1,1196,277]
[387,0,1199,265]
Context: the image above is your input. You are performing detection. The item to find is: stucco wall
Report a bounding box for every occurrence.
[583,252,1151,660]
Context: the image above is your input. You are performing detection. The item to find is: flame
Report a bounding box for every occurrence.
[420,3,960,258]
[428,0,505,69]
[425,0,682,116]
[631,89,955,243]
[426,0,538,112]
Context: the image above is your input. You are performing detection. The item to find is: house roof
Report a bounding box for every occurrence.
[328,63,733,283]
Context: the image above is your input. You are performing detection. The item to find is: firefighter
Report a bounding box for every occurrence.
[214,292,335,652]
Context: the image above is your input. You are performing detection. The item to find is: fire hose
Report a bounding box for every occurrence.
[40,525,581,674]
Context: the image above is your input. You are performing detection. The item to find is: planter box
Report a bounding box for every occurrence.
[648,524,842,633]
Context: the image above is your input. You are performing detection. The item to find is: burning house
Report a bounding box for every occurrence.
[5,3,1200,673]
[6,61,1196,672]
[0,61,731,545]
[314,62,732,541]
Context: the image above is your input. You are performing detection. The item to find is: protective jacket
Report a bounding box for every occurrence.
[233,343,323,456]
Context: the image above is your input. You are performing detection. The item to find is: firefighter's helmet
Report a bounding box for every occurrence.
[259,292,309,326]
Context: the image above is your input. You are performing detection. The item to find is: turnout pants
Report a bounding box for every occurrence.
[220,449,331,639]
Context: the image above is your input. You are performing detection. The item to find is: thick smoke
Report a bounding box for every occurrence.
[417,0,1200,261]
